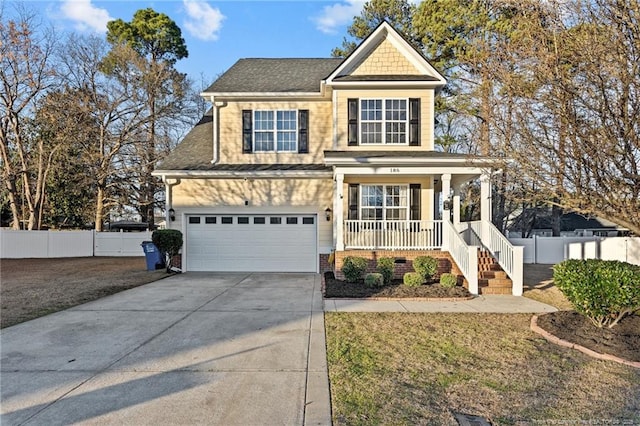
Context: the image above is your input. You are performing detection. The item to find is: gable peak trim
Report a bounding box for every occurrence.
[326,21,446,86]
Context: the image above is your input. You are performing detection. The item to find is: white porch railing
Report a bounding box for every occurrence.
[464,221,524,296]
[443,220,478,294]
[344,220,443,250]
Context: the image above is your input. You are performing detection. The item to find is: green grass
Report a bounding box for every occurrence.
[325,312,640,425]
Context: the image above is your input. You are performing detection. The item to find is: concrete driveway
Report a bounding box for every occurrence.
[1,273,330,426]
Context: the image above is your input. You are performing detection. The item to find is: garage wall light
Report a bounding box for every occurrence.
[168,208,176,221]
[325,207,332,221]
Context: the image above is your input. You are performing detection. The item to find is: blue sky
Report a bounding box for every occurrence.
[22,0,368,85]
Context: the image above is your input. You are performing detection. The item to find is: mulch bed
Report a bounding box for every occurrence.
[536,311,640,363]
[324,271,471,299]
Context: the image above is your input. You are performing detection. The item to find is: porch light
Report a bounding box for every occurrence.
[443,199,452,211]
[168,208,176,221]
[325,208,332,221]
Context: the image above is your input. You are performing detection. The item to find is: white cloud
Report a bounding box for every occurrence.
[182,0,225,41]
[313,0,364,34]
[59,0,112,33]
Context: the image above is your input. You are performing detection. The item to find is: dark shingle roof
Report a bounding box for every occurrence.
[323,150,483,159]
[156,109,214,170]
[205,58,343,93]
[198,164,331,172]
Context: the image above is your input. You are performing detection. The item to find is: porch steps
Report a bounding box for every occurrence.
[476,250,513,295]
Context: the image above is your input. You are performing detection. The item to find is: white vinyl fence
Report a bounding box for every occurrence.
[0,230,153,258]
[508,236,640,265]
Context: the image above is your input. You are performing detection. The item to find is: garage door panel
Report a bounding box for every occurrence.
[186,214,317,272]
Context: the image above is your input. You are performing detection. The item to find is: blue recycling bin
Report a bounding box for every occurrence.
[141,241,165,271]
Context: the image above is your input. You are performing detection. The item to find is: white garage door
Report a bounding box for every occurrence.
[186,214,317,272]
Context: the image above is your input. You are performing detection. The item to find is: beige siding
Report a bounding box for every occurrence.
[334,89,435,151]
[217,100,332,164]
[170,178,334,253]
[350,38,420,76]
[341,176,435,221]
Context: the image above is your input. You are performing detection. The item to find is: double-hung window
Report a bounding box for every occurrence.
[360,185,408,220]
[360,99,408,144]
[254,110,297,152]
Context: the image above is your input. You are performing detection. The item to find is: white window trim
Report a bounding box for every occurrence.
[359,98,409,145]
[253,109,298,152]
[359,184,410,220]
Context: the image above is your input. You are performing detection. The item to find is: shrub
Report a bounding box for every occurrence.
[364,273,384,288]
[376,257,395,285]
[440,273,458,288]
[152,229,183,272]
[341,256,368,282]
[403,272,423,287]
[413,256,438,281]
[553,259,640,328]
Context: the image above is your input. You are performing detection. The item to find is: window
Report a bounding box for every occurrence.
[360,99,407,144]
[360,185,408,220]
[205,217,216,224]
[286,217,298,224]
[221,217,233,224]
[270,217,282,224]
[254,217,266,224]
[189,217,201,224]
[254,110,297,152]
[302,217,314,224]
[238,217,249,224]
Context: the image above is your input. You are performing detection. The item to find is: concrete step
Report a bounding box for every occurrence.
[479,286,513,295]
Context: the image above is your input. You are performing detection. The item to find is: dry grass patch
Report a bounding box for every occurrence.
[325,312,640,425]
[1,257,167,328]
[522,264,573,310]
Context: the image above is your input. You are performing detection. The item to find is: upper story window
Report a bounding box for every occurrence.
[360,99,407,144]
[348,98,420,147]
[243,109,309,154]
[254,110,297,152]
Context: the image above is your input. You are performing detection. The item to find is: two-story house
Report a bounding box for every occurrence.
[153,22,524,295]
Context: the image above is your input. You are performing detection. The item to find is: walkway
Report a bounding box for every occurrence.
[324,295,557,313]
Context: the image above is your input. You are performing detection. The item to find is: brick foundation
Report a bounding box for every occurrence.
[319,253,332,273]
[334,250,463,281]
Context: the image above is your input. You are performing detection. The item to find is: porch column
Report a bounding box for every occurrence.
[452,187,461,227]
[480,173,491,223]
[441,173,451,221]
[335,173,345,251]
[480,172,492,245]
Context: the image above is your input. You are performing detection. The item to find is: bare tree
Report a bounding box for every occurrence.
[0,7,57,229]
[494,0,640,235]
[54,36,151,231]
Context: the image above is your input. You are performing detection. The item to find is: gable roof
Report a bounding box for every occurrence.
[325,21,446,87]
[203,58,343,94]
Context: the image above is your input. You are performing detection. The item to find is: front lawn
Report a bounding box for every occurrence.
[325,312,640,425]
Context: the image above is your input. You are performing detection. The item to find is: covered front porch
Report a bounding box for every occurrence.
[325,151,523,296]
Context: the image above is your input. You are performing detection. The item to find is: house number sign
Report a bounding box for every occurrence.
[390,168,400,173]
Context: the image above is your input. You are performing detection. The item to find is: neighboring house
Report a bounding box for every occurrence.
[507,211,628,238]
[153,22,523,295]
